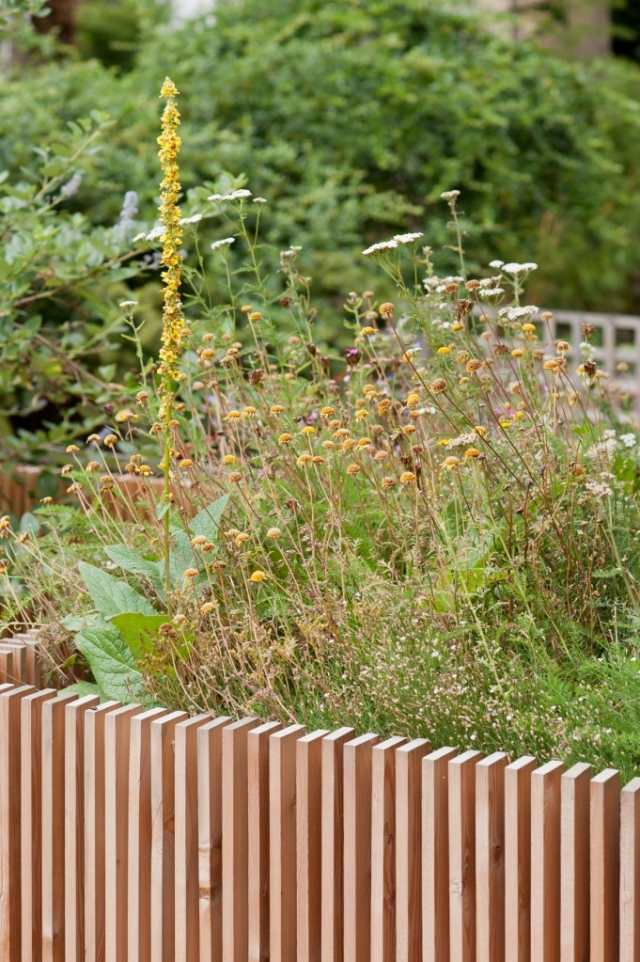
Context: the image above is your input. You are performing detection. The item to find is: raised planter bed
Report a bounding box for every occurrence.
[0,634,637,961]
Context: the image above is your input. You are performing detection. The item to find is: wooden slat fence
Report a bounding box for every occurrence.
[0,637,639,961]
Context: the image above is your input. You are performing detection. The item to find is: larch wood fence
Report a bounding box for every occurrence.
[0,634,638,961]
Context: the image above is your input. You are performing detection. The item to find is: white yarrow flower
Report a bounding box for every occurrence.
[119,300,138,308]
[489,260,504,269]
[145,223,165,241]
[180,213,203,225]
[440,189,461,202]
[207,188,253,202]
[210,236,236,251]
[362,239,399,256]
[392,231,424,245]
[502,262,539,275]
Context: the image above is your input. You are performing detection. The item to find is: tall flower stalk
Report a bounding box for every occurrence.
[157,77,188,591]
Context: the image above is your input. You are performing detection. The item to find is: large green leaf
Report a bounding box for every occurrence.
[79,561,157,619]
[75,621,145,702]
[104,544,163,592]
[110,611,169,658]
[189,494,229,543]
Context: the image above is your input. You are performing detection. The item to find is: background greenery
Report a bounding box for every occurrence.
[3,0,640,459]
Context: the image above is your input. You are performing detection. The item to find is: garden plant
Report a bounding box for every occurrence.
[2,75,640,781]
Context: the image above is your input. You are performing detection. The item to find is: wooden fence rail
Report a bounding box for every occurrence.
[0,636,639,961]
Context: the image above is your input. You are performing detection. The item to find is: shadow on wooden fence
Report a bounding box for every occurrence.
[0,635,639,961]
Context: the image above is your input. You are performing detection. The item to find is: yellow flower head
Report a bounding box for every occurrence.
[250,570,267,583]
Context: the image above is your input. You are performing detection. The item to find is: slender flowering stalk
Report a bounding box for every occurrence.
[157,77,188,590]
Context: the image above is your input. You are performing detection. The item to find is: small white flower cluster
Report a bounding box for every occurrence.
[210,236,235,251]
[585,478,613,498]
[180,213,203,225]
[423,275,463,295]
[207,188,253,202]
[500,305,539,322]
[620,433,637,449]
[490,260,538,275]
[444,432,480,449]
[362,231,423,256]
[440,189,460,203]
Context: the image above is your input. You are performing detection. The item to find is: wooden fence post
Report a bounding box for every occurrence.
[128,707,171,962]
[476,751,508,962]
[297,729,330,962]
[343,732,379,962]
[64,694,100,962]
[150,709,189,962]
[84,700,121,962]
[221,717,258,962]
[590,769,620,962]
[0,685,34,962]
[531,760,564,962]
[560,762,591,962]
[20,688,58,962]
[371,735,408,962]
[269,724,306,962]
[247,720,283,962]
[174,714,213,962]
[621,778,640,962]
[422,746,457,962]
[321,727,354,962]
[449,749,482,962]
[197,716,231,962]
[396,738,431,962]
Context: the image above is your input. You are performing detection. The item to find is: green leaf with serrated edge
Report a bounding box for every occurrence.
[110,611,169,658]
[62,681,100,698]
[189,494,229,543]
[79,561,157,619]
[75,621,145,702]
[104,544,163,591]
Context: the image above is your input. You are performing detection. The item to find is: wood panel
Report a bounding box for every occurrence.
[371,735,408,962]
[247,720,283,962]
[197,716,231,962]
[590,768,620,962]
[621,778,640,962]
[343,732,379,962]
[321,727,354,962]
[449,749,482,962]
[422,746,457,962]
[530,760,564,962]
[396,738,431,962]
[297,729,330,962]
[504,756,536,962]
[560,762,591,962]
[476,751,508,962]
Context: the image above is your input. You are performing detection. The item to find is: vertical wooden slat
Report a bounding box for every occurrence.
[530,760,564,962]
[222,716,258,962]
[0,685,34,962]
[321,727,354,962]
[476,751,508,962]
[621,778,640,962]
[174,714,212,962]
[247,720,283,962]
[590,768,620,962]
[105,704,142,962]
[128,707,170,962]
[64,694,100,962]
[21,688,57,962]
[150,710,188,962]
[42,691,77,962]
[270,724,305,962]
[396,738,431,962]
[84,700,121,962]
[297,729,330,962]
[504,756,536,962]
[371,735,408,962]
[449,749,482,962]
[343,731,379,962]
[197,716,231,962]
[560,763,591,962]
[422,746,457,962]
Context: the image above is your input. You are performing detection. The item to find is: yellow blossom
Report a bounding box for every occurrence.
[297,453,313,466]
[278,433,294,445]
[346,463,361,476]
[222,454,237,465]
[249,570,267,583]
[200,601,217,615]
[320,406,335,417]
[464,447,482,460]
[355,409,369,421]
[270,405,285,415]
[382,476,396,489]
[437,345,452,356]
[400,471,416,485]
[115,409,137,423]
[441,456,460,471]
[266,527,282,540]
